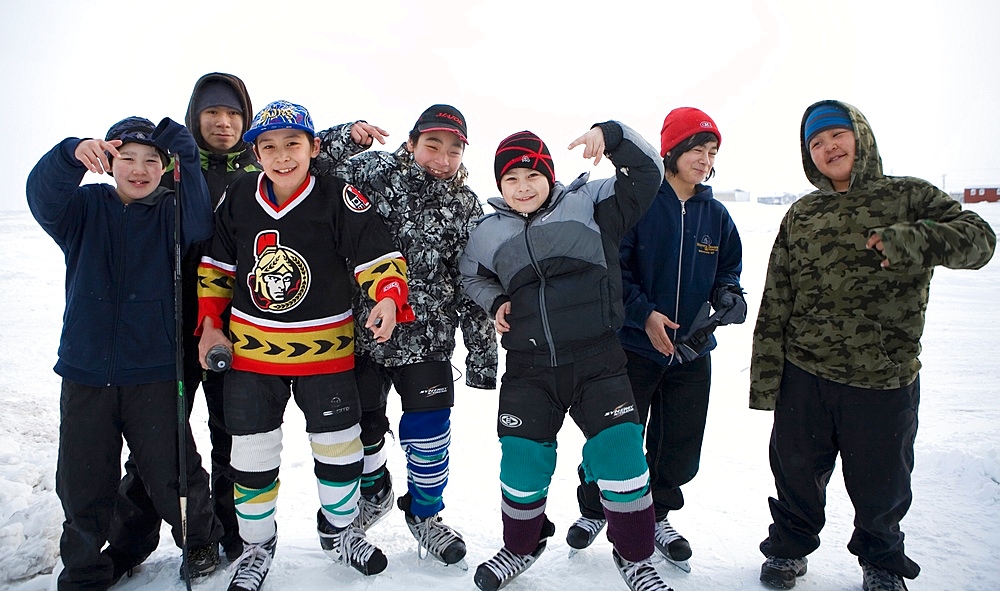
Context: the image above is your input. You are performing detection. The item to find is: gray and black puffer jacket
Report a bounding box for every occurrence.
[460,122,664,367]
[314,125,498,388]
[750,100,996,410]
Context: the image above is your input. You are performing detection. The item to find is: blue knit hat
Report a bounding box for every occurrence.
[804,103,853,144]
[243,100,315,143]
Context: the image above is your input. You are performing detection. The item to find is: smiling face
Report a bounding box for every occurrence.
[199,107,244,153]
[666,140,718,197]
[407,130,465,180]
[499,167,551,214]
[253,129,320,202]
[112,143,165,204]
[808,127,856,192]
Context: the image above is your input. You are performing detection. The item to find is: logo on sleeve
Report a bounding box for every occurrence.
[343,184,371,213]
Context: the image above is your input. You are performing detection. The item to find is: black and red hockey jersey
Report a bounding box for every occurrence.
[197,172,413,376]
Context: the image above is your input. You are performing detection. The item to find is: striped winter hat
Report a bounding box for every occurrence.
[494,131,554,189]
[804,103,853,144]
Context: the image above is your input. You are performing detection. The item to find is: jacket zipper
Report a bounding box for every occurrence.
[673,199,686,346]
[522,215,558,366]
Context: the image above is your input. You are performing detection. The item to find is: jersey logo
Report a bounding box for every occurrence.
[499,413,522,428]
[248,230,311,313]
[343,184,371,213]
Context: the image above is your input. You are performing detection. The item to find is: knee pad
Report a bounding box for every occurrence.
[231,428,283,486]
[583,423,649,504]
[499,436,557,505]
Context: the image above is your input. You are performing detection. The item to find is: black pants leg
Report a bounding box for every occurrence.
[56,380,122,591]
[202,370,238,550]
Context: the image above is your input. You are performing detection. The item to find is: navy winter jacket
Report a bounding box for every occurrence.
[618,181,743,366]
[27,120,213,386]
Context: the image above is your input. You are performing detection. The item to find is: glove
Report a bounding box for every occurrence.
[152,117,196,157]
[673,301,717,363]
[711,284,747,326]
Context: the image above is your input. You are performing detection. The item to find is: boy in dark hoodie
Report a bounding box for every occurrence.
[27,116,221,590]
[109,73,259,569]
[751,100,995,591]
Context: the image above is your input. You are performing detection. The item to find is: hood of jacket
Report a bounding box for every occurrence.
[185,72,253,154]
[800,100,883,193]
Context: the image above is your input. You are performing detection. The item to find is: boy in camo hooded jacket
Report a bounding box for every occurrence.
[751,100,995,591]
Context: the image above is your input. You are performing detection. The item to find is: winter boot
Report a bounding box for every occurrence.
[566,515,607,550]
[317,510,387,575]
[861,560,908,591]
[182,542,221,580]
[227,533,278,591]
[760,555,808,589]
[397,492,466,565]
[474,519,555,591]
[613,549,674,591]
[353,473,394,531]
[103,545,151,585]
[653,515,691,562]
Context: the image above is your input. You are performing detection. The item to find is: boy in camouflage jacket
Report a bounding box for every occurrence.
[313,105,498,566]
[751,100,995,591]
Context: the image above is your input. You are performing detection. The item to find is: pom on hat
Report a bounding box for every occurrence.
[193,80,244,115]
[243,100,315,144]
[659,107,721,157]
[104,116,168,168]
[803,103,853,145]
[494,131,554,189]
[413,104,468,144]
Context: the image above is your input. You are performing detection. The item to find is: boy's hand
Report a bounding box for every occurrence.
[198,318,233,370]
[494,301,511,334]
[74,139,121,174]
[366,298,398,342]
[351,122,389,148]
[866,232,891,268]
[568,127,607,166]
[644,310,679,356]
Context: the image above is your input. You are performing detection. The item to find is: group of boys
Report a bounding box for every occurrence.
[28,68,995,591]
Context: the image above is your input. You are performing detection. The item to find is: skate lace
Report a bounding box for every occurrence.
[571,516,606,536]
[355,490,392,530]
[412,515,459,561]
[228,539,275,590]
[481,547,533,582]
[654,517,683,546]
[619,557,672,591]
[335,526,378,566]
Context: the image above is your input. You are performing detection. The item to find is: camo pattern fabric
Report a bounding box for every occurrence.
[750,100,996,410]
[314,124,497,388]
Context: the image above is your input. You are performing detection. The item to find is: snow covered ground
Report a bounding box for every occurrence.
[1,201,998,591]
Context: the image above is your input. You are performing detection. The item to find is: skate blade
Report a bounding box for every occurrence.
[665,557,691,573]
[446,558,469,571]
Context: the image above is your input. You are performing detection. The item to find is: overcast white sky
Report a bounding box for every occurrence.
[2,0,998,211]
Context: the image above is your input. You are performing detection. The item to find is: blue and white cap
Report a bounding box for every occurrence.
[243,100,315,143]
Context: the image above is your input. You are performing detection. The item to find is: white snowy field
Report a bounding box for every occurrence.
[1,201,998,591]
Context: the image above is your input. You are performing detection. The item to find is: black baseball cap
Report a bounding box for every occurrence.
[413,104,468,144]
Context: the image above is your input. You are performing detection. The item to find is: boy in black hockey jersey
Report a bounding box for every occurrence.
[196,100,414,591]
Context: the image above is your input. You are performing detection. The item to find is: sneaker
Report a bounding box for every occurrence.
[566,515,607,550]
[861,560,908,591]
[397,493,467,565]
[317,510,387,576]
[181,543,221,580]
[474,519,555,591]
[103,545,151,584]
[354,474,395,531]
[760,556,808,589]
[613,549,674,591]
[227,534,278,591]
[653,515,691,562]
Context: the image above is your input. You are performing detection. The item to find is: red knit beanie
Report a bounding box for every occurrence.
[494,131,555,189]
[659,107,721,157]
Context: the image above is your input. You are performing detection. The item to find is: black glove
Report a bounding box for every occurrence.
[711,284,747,326]
[673,301,718,363]
[152,117,196,157]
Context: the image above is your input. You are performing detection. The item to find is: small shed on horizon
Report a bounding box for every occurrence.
[964,187,999,203]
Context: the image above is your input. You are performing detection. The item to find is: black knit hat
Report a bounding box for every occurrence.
[104,116,168,168]
[494,131,554,189]
[193,80,244,115]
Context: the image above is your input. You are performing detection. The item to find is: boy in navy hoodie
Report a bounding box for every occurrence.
[27,116,221,590]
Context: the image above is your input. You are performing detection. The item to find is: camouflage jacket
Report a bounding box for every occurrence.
[750,100,995,410]
[314,124,497,388]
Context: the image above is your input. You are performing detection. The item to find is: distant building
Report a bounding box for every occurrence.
[964,187,999,203]
[715,189,750,202]
[757,192,800,205]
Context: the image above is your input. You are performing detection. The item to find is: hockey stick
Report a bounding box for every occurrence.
[172,154,193,591]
